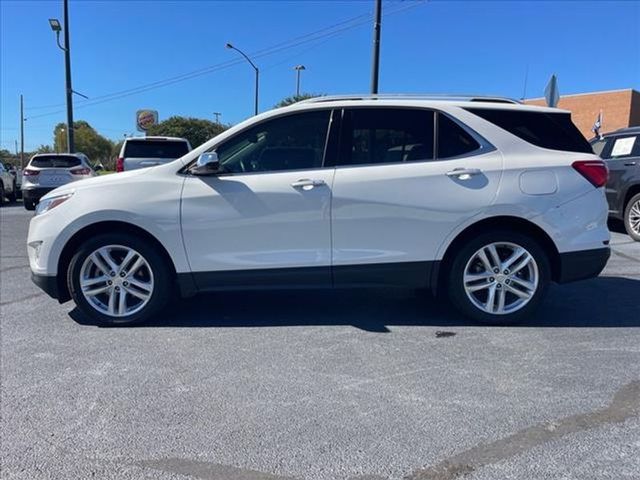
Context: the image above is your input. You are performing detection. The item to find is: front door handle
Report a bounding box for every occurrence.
[291,179,326,189]
[446,168,482,179]
[624,162,637,166]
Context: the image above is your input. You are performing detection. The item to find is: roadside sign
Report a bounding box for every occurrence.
[544,75,560,108]
[136,110,158,132]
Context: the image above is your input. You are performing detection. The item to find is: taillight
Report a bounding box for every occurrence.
[572,160,608,188]
[71,167,91,175]
[23,168,39,176]
[116,158,124,172]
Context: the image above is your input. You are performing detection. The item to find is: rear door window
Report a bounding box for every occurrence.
[338,108,435,166]
[465,108,592,153]
[124,140,190,159]
[30,155,81,168]
[600,135,640,159]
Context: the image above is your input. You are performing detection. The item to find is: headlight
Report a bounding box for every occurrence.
[35,192,74,216]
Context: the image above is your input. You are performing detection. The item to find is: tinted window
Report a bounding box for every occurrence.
[437,113,481,158]
[30,155,81,168]
[216,110,331,174]
[339,108,435,166]
[466,108,592,153]
[124,140,190,159]
[600,135,640,160]
[590,138,607,157]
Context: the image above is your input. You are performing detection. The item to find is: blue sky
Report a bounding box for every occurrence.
[1,0,639,151]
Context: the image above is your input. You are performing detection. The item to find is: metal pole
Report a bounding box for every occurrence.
[370,0,382,94]
[296,69,301,97]
[20,94,24,169]
[63,0,75,153]
[254,68,259,116]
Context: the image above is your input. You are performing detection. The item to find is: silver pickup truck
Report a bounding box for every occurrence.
[116,136,191,172]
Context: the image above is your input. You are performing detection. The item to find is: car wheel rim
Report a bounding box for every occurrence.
[629,200,640,235]
[463,242,539,315]
[79,245,154,318]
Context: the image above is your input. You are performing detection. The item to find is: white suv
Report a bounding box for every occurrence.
[27,95,610,326]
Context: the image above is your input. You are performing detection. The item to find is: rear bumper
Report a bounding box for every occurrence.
[557,247,610,283]
[22,187,55,202]
[31,272,60,300]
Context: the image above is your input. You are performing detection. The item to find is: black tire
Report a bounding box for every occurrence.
[447,230,551,325]
[623,192,640,242]
[0,184,4,206]
[67,232,173,326]
[24,199,36,211]
[7,182,17,203]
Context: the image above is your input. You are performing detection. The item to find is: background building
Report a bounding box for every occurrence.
[525,88,640,139]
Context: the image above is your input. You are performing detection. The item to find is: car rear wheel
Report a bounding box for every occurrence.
[7,182,17,203]
[447,231,550,324]
[624,193,640,242]
[24,199,36,210]
[0,184,4,206]
[67,233,172,326]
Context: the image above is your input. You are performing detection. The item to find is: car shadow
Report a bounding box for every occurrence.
[69,276,640,330]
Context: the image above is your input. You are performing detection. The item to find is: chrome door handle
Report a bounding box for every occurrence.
[446,168,482,179]
[291,179,326,189]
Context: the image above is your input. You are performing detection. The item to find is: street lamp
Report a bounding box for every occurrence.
[48,0,75,153]
[294,65,306,97]
[226,42,259,116]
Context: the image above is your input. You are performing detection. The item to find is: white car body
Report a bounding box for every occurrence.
[27,96,611,324]
[117,136,191,172]
[0,161,18,203]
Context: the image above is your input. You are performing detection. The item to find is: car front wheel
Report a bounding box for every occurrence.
[624,193,640,241]
[67,233,172,326]
[448,231,550,324]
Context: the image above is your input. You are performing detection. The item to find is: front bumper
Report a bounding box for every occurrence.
[557,247,610,283]
[31,272,60,300]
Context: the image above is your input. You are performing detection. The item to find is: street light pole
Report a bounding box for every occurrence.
[226,43,259,116]
[48,0,75,153]
[294,65,306,97]
[20,94,24,169]
[370,0,382,94]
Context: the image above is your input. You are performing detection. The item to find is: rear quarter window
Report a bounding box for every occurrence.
[465,108,592,153]
[124,140,190,159]
[29,155,81,168]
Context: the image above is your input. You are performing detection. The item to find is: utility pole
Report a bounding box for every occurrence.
[370,0,382,94]
[213,112,222,123]
[63,0,75,152]
[294,65,306,97]
[20,94,24,169]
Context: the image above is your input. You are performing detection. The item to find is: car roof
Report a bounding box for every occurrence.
[283,94,569,114]
[124,136,189,142]
[601,126,640,138]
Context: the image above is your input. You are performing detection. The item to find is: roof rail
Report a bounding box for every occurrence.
[297,94,522,105]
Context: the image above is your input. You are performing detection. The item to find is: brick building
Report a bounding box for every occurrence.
[525,88,640,140]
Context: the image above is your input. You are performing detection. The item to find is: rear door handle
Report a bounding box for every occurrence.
[446,168,482,179]
[624,162,637,166]
[291,179,326,189]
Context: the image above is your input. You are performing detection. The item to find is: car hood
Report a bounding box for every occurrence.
[41,169,148,200]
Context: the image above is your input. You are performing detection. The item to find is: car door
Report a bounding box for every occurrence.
[330,107,502,287]
[180,109,337,290]
[600,133,640,217]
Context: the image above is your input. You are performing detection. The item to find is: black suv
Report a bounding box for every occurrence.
[591,126,640,241]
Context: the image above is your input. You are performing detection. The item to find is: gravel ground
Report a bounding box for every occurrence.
[1,202,639,480]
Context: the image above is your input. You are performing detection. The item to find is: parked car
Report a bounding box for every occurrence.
[590,126,640,241]
[28,95,610,326]
[116,136,191,172]
[0,161,18,205]
[22,153,96,210]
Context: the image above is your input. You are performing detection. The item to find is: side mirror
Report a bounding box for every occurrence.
[192,152,220,175]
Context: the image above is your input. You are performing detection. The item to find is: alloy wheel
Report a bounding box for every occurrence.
[463,242,539,315]
[79,245,154,317]
[629,200,640,236]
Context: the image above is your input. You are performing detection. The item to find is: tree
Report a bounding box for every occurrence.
[146,116,229,148]
[35,145,54,154]
[53,121,113,164]
[274,93,322,108]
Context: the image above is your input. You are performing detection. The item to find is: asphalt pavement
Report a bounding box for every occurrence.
[1,202,639,480]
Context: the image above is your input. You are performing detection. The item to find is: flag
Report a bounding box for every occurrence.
[592,111,603,138]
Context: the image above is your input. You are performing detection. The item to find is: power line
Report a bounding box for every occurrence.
[26,2,424,120]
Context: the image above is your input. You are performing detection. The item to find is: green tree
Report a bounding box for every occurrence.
[274,93,321,108]
[35,144,54,154]
[146,116,229,148]
[53,121,114,163]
